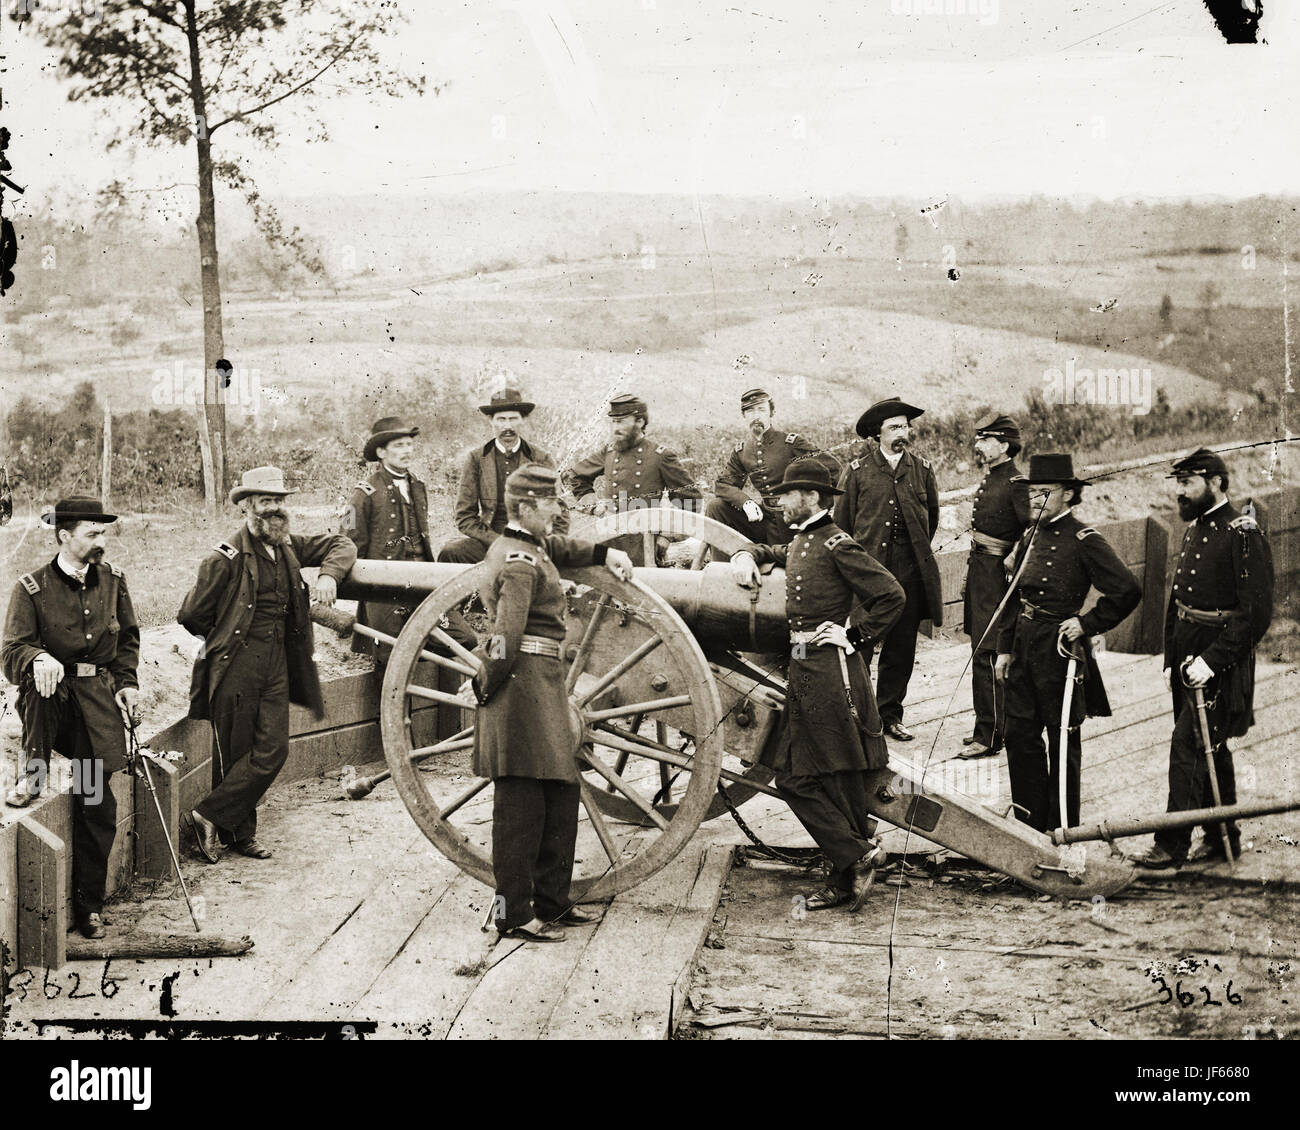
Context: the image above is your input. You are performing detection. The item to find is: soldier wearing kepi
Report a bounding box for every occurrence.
[461,465,634,942]
[438,387,567,565]
[1133,448,1273,871]
[180,467,357,863]
[960,413,1030,759]
[834,397,941,742]
[704,387,839,560]
[1,497,140,939]
[343,417,434,657]
[994,454,1141,833]
[562,393,702,565]
[731,458,906,911]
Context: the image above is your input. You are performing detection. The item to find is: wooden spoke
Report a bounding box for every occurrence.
[409,727,474,760]
[440,776,491,819]
[353,623,478,678]
[582,694,692,723]
[575,634,664,706]
[428,625,482,673]
[582,749,670,831]
[591,723,781,799]
[406,683,477,710]
[578,778,621,865]
[565,593,610,691]
[606,749,631,793]
[658,760,673,805]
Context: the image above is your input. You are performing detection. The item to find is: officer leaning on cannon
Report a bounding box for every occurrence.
[834,396,942,742]
[1133,448,1273,871]
[994,454,1142,833]
[1,497,140,939]
[438,387,567,565]
[960,413,1030,760]
[457,464,634,943]
[704,387,840,561]
[731,458,906,912]
[180,466,357,864]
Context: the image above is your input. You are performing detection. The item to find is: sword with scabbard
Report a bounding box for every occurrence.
[1180,658,1236,866]
[1054,634,1086,834]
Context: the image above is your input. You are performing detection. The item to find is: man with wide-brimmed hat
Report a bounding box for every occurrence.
[704,387,840,561]
[562,393,702,565]
[463,464,633,942]
[1,497,140,938]
[343,416,435,656]
[179,466,356,864]
[1131,448,1273,871]
[993,454,1141,833]
[959,412,1031,759]
[731,458,906,911]
[834,397,940,742]
[438,388,567,565]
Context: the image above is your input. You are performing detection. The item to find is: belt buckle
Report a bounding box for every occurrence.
[74,662,97,677]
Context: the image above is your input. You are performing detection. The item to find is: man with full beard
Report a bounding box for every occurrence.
[1133,448,1273,870]
[180,467,356,863]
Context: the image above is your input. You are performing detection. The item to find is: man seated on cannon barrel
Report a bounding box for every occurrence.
[730,458,906,911]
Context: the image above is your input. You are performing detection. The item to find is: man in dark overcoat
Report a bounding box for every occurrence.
[834,397,941,742]
[462,465,633,942]
[180,466,356,863]
[960,413,1030,759]
[994,454,1142,833]
[731,458,906,911]
[1134,448,1273,870]
[1,497,140,938]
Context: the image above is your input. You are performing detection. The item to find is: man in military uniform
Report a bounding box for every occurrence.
[1134,449,1273,870]
[343,417,433,657]
[461,465,634,942]
[994,454,1142,833]
[834,397,941,742]
[180,466,357,863]
[1,497,140,938]
[731,458,906,911]
[438,387,567,565]
[562,393,702,565]
[704,387,839,560]
[960,413,1030,759]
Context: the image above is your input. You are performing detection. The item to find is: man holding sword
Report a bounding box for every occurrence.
[1,497,141,939]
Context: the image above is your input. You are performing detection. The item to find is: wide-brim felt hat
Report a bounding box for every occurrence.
[855,397,925,439]
[364,417,422,462]
[228,465,300,505]
[764,457,844,496]
[478,388,536,418]
[41,496,117,526]
[1024,452,1090,487]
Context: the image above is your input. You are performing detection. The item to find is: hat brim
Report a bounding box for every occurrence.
[478,402,535,418]
[764,479,845,495]
[228,485,299,505]
[855,402,925,439]
[364,427,421,462]
[41,510,118,526]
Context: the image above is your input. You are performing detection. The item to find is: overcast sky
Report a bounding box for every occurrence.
[5,0,1298,211]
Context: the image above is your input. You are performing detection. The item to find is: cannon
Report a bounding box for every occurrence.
[332,508,1138,902]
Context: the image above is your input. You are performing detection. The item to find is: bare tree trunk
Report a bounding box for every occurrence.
[100,397,111,508]
[184,0,226,510]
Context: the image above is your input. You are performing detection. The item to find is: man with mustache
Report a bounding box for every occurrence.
[1133,448,1273,870]
[704,387,840,561]
[180,467,356,864]
[834,397,942,742]
[1,497,140,938]
[438,388,567,565]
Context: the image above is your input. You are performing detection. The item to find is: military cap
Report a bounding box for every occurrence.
[740,387,774,410]
[608,394,649,419]
[1167,447,1228,481]
[974,412,1022,444]
[855,396,924,439]
[41,496,118,527]
[1024,453,1090,488]
[504,463,560,499]
[766,457,844,496]
[364,416,421,462]
[478,387,536,418]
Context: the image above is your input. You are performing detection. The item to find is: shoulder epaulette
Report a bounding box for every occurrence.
[849,458,861,470]
[786,433,799,443]
[655,445,666,454]
[1076,527,1097,540]
[108,563,123,578]
[505,550,539,567]
[824,532,850,550]
[1230,515,1258,532]
[355,481,375,495]
[734,441,745,452]
[19,573,39,595]
[215,542,238,560]
[920,456,932,470]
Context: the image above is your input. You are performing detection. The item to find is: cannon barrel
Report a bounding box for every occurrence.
[336,559,792,653]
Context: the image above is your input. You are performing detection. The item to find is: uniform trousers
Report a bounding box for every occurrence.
[437,536,489,565]
[965,553,1010,749]
[491,777,581,930]
[1154,679,1239,860]
[703,497,789,561]
[774,769,878,888]
[861,540,927,726]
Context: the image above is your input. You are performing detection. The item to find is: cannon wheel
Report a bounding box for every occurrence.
[581,506,781,824]
[379,563,725,901]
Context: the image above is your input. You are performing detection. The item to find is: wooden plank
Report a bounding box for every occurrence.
[1138,517,1168,653]
[104,770,134,901]
[17,819,66,969]
[0,819,16,974]
[134,755,181,881]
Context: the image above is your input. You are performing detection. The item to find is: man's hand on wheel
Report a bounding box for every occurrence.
[604,549,634,582]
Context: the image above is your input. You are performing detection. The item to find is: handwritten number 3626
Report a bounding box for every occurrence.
[1152,977,1242,1007]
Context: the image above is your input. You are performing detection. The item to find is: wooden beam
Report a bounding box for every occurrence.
[17,819,66,970]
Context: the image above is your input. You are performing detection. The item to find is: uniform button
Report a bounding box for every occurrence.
[1195,554,1201,559]
[84,608,90,616]
[86,633,92,639]
[1190,570,1196,575]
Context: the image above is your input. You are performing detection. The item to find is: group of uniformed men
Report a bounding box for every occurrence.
[0,383,1272,941]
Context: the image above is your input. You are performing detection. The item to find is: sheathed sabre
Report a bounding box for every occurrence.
[1180,659,1236,865]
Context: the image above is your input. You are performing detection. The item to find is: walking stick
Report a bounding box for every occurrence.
[1055,635,1084,833]
[126,717,202,932]
[1181,660,1236,866]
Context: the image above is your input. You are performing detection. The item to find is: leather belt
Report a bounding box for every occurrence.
[519,635,562,658]
[971,529,1014,556]
[1020,600,1066,624]
[789,629,832,646]
[1176,600,1234,626]
[64,662,102,677]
